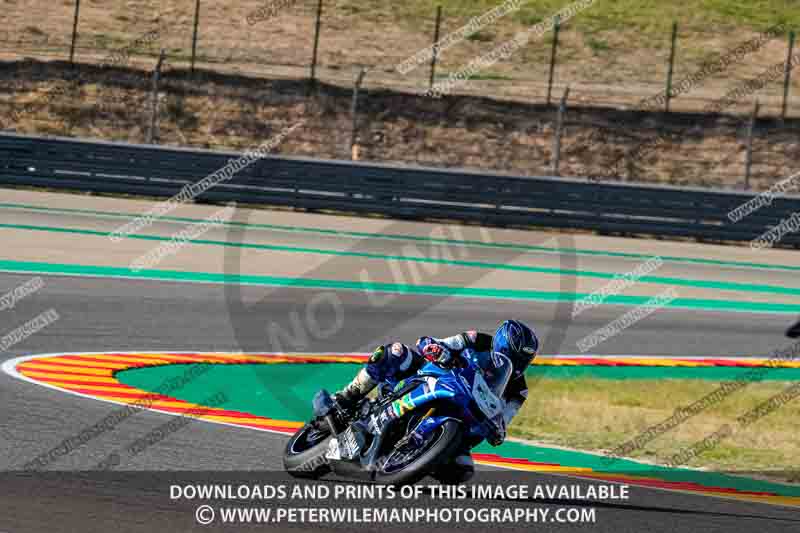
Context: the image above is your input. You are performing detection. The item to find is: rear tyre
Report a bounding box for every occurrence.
[374,419,463,486]
[283,422,332,479]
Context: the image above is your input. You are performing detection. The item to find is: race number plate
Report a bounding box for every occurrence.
[472,372,503,419]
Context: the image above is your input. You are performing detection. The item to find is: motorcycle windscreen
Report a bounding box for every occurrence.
[485,352,513,397]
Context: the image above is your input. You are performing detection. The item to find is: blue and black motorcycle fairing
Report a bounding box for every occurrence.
[283,347,512,485]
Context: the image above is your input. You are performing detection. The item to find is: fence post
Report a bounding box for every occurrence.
[147,49,166,144]
[782,30,795,120]
[309,0,324,92]
[350,67,367,160]
[552,86,570,176]
[191,0,201,76]
[546,16,560,106]
[665,21,678,112]
[429,6,443,91]
[69,0,81,66]
[744,99,759,190]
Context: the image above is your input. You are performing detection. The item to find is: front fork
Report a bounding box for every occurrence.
[393,408,435,449]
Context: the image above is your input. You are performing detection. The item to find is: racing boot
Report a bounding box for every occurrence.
[334,367,376,411]
[334,345,394,410]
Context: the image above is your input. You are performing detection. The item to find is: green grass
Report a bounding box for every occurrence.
[420,69,515,81]
[585,35,610,54]
[395,0,799,33]
[465,30,495,42]
[329,0,799,86]
[355,0,799,53]
[511,377,800,474]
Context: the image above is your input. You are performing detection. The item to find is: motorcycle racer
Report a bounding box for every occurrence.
[333,319,539,482]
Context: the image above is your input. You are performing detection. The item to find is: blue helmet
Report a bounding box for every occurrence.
[492,320,539,374]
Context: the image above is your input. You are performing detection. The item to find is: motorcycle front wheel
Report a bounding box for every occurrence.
[374,419,463,486]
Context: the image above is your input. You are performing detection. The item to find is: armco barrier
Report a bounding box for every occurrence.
[0,132,799,246]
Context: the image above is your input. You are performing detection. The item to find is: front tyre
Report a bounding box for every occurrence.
[283,422,332,479]
[431,450,475,485]
[374,420,463,486]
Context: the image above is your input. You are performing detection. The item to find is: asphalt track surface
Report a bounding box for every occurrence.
[2,191,800,532]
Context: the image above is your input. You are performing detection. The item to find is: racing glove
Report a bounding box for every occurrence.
[422,343,453,367]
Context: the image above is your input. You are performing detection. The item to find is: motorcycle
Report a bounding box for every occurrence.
[283,348,512,485]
